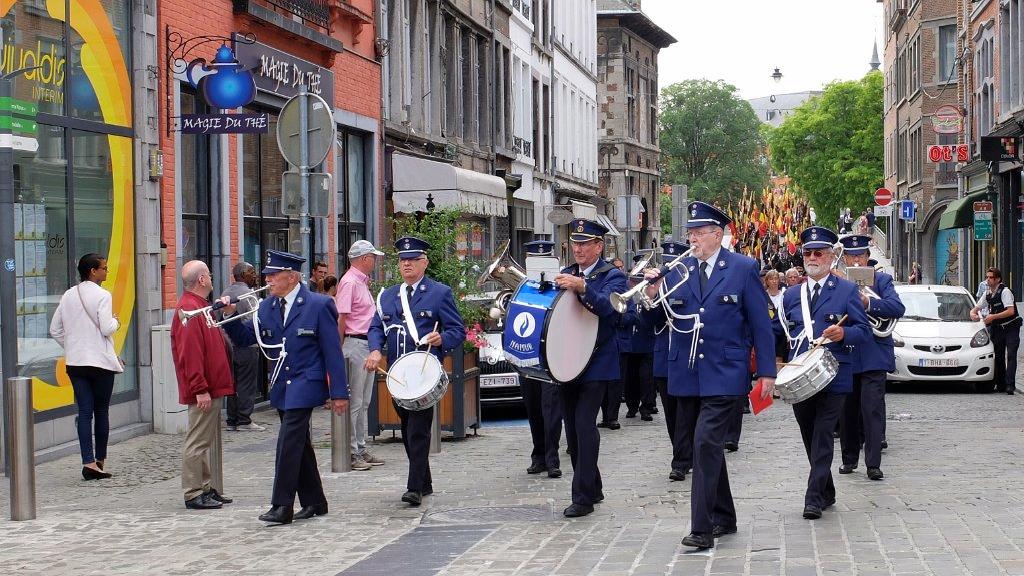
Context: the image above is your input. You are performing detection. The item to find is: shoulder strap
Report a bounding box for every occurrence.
[77,285,103,333]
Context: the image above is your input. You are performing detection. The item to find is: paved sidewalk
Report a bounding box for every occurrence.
[2,374,1024,575]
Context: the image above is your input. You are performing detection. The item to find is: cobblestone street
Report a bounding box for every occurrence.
[3,375,1024,575]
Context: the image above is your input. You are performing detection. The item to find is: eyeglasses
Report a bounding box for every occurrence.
[686,229,715,239]
[98,266,108,270]
[802,249,830,258]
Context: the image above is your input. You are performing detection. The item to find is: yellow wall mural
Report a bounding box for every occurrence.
[1,0,134,411]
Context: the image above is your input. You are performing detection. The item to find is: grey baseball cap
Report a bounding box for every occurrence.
[348,239,385,258]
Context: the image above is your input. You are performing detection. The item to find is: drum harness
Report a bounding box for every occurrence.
[777,282,837,361]
[374,286,432,387]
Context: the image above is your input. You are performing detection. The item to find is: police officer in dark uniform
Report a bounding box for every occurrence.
[366,237,466,507]
[554,219,627,518]
[519,240,564,478]
[837,235,904,481]
[221,250,349,525]
[642,202,777,549]
[621,254,657,422]
[780,227,870,520]
[972,267,1022,394]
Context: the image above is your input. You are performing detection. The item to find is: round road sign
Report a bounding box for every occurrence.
[276,92,336,169]
[874,188,893,206]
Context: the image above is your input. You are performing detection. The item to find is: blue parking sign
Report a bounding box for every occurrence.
[899,200,916,222]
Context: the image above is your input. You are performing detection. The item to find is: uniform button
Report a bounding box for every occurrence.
[698,353,704,359]
[698,339,704,344]
[286,380,291,385]
[699,307,705,313]
[285,366,290,371]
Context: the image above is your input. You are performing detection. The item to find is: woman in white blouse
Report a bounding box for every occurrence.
[50,254,123,480]
[764,269,785,313]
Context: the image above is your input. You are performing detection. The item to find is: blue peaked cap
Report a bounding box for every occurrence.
[838,235,871,255]
[800,226,839,250]
[686,201,731,228]
[523,240,555,256]
[395,236,431,259]
[568,219,608,242]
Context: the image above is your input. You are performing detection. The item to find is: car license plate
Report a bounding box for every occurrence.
[918,358,959,367]
[481,374,519,388]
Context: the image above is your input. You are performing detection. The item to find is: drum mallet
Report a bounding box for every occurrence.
[785,314,848,367]
[421,321,439,372]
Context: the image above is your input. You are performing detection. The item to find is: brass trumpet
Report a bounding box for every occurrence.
[178,284,270,328]
[610,249,694,313]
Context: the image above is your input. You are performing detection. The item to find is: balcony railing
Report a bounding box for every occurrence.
[234,0,331,30]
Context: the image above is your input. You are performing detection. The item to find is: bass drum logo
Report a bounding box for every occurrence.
[512,312,536,338]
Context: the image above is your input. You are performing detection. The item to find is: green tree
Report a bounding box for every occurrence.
[766,71,883,231]
[660,189,672,236]
[659,79,768,205]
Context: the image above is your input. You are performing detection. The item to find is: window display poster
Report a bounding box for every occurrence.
[23,240,35,277]
[35,204,45,240]
[17,278,25,314]
[14,203,23,240]
[15,241,24,277]
[34,241,46,277]
[32,277,45,313]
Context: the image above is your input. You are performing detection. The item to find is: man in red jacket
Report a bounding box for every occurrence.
[171,260,236,510]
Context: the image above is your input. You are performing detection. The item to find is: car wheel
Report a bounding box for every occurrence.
[974,379,996,393]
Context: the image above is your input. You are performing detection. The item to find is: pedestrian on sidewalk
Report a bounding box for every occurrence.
[171,260,235,510]
[971,268,1021,394]
[221,250,349,524]
[337,240,387,471]
[50,253,124,481]
[308,261,328,293]
[220,262,264,432]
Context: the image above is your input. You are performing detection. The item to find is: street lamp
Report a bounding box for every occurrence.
[771,67,783,84]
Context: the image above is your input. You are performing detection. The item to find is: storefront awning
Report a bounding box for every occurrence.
[596,214,622,237]
[938,190,989,230]
[568,201,620,237]
[392,154,508,217]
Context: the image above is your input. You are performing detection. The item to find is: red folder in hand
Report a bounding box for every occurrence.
[749,381,773,415]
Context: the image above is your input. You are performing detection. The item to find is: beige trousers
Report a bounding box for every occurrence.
[182,397,222,500]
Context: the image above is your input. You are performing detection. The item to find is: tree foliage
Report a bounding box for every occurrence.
[766,72,883,231]
[659,79,768,205]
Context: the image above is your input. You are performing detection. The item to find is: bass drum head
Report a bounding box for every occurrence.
[543,290,599,383]
[388,351,443,401]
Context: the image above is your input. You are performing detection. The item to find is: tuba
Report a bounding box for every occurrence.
[477,240,528,322]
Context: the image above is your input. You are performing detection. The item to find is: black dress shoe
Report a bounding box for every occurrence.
[867,467,884,481]
[527,462,546,474]
[422,486,433,496]
[607,421,621,430]
[548,468,562,478]
[802,505,822,520]
[823,496,836,509]
[185,493,222,510]
[259,505,293,524]
[712,525,738,538]
[82,466,112,480]
[625,410,637,418]
[650,406,659,414]
[881,440,888,449]
[204,488,233,504]
[596,421,609,428]
[294,502,328,520]
[669,469,687,482]
[401,490,423,506]
[563,503,594,517]
[839,464,857,474]
[594,491,605,503]
[640,413,654,422]
[724,441,739,452]
[681,532,714,549]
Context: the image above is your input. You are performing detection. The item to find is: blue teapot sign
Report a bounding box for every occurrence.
[172,39,267,134]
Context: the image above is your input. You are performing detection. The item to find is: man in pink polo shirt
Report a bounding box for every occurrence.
[337,240,386,470]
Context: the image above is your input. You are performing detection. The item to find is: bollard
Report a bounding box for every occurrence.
[331,408,351,472]
[210,403,223,494]
[429,407,441,454]
[5,377,35,521]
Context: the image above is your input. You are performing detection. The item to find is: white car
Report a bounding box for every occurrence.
[888,285,996,391]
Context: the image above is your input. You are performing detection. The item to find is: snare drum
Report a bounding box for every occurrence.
[387,351,449,411]
[502,281,598,383]
[775,347,839,404]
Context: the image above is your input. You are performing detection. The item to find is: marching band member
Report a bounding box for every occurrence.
[642,202,776,549]
[621,254,657,422]
[837,234,904,481]
[220,250,349,525]
[520,240,564,479]
[553,219,627,518]
[779,227,870,520]
[365,237,466,507]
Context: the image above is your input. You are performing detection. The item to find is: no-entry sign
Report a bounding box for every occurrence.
[875,188,893,206]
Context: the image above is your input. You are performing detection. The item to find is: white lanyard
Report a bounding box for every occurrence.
[398,283,421,345]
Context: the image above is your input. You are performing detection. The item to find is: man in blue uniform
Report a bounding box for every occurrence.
[837,235,904,481]
[780,227,871,520]
[553,219,627,518]
[221,250,349,525]
[642,202,777,549]
[519,240,564,478]
[366,237,466,507]
[621,254,657,422]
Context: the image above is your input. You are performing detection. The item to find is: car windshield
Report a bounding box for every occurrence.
[898,291,975,322]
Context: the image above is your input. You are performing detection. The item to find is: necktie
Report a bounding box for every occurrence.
[278,297,286,323]
[406,284,414,299]
[810,283,820,309]
[699,261,708,296]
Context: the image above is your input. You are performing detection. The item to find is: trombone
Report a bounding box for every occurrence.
[178,285,271,328]
[610,249,694,313]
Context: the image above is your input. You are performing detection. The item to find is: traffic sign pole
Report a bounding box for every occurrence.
[298,86,310,279]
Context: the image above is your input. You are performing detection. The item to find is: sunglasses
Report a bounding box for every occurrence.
[802,249,830,258]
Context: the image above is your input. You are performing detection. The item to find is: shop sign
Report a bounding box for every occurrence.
[973,201,993,241]
[180,112,268,134]
[980,136,1019,161]
[927,144,968,163]
[233,34,334,100]
[932,105,963,134]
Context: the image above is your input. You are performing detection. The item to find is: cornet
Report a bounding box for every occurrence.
[610,248,694,313]
[178,284,271,328]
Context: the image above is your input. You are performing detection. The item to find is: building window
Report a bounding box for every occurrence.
[626,66,636,139]
[897,128,907,183]
[976,33,996,142]
[938,24,956,84]
[648,78,658,145]
[1000,0,1023,112]
[336,131,372,271]
[936,132,957,186]
[241,108,300,268]
[910,125,922,184]
[180,89,212,266]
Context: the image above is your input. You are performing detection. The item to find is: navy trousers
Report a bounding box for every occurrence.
[600,377,623,424]
[521,377,563,470]
[792,393,847,508]
[66,365,116,465]
[622,353,655,415]
[562,379,607,505]
[690,396,742,535]
[725,396,746,445]
[840,370,886,468]
[656,378,697,473]
[272,408,326,508]
[395,402,433,492]
[991,325,1020,392]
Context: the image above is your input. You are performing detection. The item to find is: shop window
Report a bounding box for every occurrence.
[241,108,301,269]
[336,131,371,272]
[180,90,212,266]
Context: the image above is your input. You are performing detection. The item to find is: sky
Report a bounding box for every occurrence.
[641,0,884,100]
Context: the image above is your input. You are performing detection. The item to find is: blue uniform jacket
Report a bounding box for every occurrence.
[851,271,904,374]
[780,274,872,394]
[642,249,777,397]
[617,300,655,354]
[367,276,466,365]
[561,260,627,382]
[223,284,348,409]
[652,326,669,379]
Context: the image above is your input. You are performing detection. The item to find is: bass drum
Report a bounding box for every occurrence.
[502,281,599,383]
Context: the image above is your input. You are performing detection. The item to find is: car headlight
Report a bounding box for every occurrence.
[892,334,904,347]
[971,328,990,348]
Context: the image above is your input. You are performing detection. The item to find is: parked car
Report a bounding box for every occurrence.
[477,330,523,407]
[888,285,996,391]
